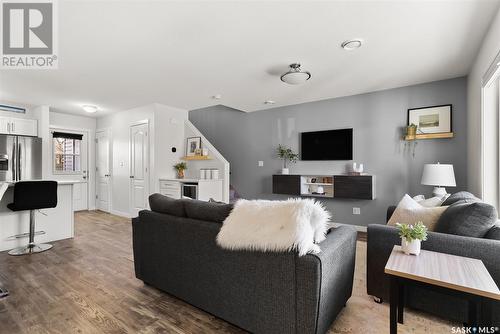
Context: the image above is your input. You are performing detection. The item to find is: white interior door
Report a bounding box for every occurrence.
[96,130,111,212]
[130,122,149,216]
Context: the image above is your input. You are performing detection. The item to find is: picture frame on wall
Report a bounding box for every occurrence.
[186,137,201,156]
[407,104,452,134]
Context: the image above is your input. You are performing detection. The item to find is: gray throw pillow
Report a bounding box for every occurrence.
[435,200,497,238]
[149,193,186,217]
[441,191,480,206]
[485,223,500,241]
[184,199,233,223]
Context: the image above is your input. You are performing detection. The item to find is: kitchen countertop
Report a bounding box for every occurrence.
[159,178,222,182]
[2,180,82,187]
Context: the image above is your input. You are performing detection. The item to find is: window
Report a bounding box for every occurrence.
[53,132,83,173]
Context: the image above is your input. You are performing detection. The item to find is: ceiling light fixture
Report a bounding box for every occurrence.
[82,105,98,113]
[212,94,222,100]
[280,63,311,85]
[264,100,276,105]
[341,39,363,50]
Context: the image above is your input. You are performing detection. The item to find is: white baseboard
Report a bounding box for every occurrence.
[330,222,367,232]
[110,209,133,218]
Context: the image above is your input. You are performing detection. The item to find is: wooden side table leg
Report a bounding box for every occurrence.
[390,277,399,334]
[398,283,404,324]
[481,299,492,326]
[468,300,477,326]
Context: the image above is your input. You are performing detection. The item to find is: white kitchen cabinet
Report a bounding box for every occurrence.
[0,117,37,136]
[0,118,9,134]
[158,178,224,202]
[198,180,223,202]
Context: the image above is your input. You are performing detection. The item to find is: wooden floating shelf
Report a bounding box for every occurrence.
[181,156,212,161]
[404,132,454,141]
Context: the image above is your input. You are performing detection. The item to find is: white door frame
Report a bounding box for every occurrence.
[129,119,150,216]
[50,125,91,211]
[96,128,112,212]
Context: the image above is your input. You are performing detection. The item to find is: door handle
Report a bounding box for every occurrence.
[105,174,111,177]
[130,175,134,178]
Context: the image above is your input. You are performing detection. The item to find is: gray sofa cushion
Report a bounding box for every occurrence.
[442,191,480,206]
[435,200,498,238]
[184,199,233,223]
[149,193,186,217]
[485,223,500,240]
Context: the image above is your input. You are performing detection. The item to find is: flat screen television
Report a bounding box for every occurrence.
[301,128,353,160]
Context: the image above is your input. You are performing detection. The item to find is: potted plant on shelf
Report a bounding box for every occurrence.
[396,222,428,255]
[405,123,417,139]
[276,145,299,175]
[173,162,187,179]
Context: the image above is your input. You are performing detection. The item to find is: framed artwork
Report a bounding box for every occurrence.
[407,104,452,134]
[186,137,201,156]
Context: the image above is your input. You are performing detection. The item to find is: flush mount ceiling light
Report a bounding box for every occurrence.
[82,105,98,113]
[341,39,363,50]
[264,100,276,105]
[212,94,222,100]
[280,63,311,85]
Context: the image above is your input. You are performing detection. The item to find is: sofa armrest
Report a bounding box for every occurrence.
[296,226,357,334]
[367,224,500,300]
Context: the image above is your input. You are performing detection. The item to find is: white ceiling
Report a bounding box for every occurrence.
[1,0,499,117]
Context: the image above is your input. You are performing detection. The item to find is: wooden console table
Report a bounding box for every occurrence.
[384,246,500,334]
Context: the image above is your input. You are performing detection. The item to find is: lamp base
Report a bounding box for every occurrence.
[432,187,447,197]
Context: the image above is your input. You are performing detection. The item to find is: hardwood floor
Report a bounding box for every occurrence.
[0,211,244,334]
[0,211,453,334]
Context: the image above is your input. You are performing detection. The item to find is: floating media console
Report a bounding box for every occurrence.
[272,174,375,200]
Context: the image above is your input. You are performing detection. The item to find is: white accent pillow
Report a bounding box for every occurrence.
[416,195,447,207]
[387,194,448,231]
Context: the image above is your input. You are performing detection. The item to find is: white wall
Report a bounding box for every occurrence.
[97,103,189,216]
[49,111,97,210]
[154,104,188,192]
[467,8,500,199]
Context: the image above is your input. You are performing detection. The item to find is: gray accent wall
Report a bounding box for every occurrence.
[189,77,467,227]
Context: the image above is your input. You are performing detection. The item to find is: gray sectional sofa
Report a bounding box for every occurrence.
[367,191,500,325]
[132,194,357,334]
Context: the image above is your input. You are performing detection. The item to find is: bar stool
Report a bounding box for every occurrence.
[7,181,58,256]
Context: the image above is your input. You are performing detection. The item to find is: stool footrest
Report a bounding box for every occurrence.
[7,231,46,240]
[8,243,53,256]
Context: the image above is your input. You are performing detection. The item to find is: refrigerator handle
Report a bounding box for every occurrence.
[18,142,21,181]
[11,139,16,181]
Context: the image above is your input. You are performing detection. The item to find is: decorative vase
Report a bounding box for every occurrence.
[401,238,421,255]
[406,126,417,139]
[282,168,289,175]
[177,169,185,179]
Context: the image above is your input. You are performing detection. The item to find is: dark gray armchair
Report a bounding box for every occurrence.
[367,206,500,325]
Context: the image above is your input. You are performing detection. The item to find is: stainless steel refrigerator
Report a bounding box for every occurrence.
[0,135,42,182]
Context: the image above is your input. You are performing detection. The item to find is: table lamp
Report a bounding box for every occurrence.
[421,163,456,197]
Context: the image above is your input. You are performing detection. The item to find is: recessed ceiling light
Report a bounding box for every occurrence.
[264,100,276,105]
[212,94,222,100]
[82,105,98,113]
[280,63,311,85]
[341,39,363,50]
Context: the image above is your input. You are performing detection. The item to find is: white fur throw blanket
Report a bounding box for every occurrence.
[216,199,331,256]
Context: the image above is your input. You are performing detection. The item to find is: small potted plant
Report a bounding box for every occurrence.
[276,145,299,175]
[396,222,428,255]
[406,123,417,139]
[173,162,187,179]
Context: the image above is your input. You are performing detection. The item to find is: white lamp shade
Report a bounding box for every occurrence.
[421,163,456,187]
